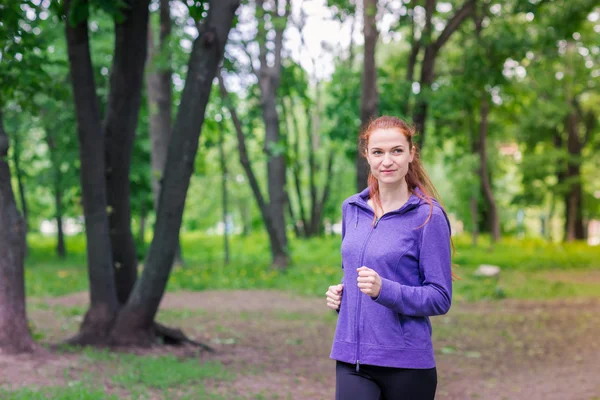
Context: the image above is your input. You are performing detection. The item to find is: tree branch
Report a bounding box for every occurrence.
[433,0,476,52]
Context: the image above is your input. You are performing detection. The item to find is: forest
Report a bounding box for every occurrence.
[0,0,598,399]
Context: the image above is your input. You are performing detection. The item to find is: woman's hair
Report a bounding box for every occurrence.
[360,116,458,278]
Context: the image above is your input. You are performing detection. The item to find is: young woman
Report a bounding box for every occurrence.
[325,116,453,400]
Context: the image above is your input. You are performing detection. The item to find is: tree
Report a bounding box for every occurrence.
[514,1,598,241]
[255,0,291,268]
[412,0,475,148]
[0,108,36,354]
[223,0,291,268]
[63,0,240,346]
[0,0,49,354]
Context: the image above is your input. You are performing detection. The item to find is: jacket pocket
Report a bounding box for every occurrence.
[361,304,405,348]
[401,315,432,349]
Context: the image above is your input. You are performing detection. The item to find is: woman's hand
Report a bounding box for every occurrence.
[326,284,344,311]
[357,266,382,298]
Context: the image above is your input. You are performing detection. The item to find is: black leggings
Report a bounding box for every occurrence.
[335,361,437,400]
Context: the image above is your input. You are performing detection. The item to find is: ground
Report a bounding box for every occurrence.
[1,290,599,399]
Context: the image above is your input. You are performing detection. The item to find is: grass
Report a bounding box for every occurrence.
[0,347,234,400]
[24,231,600,302]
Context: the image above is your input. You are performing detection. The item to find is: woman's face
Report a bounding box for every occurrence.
[366,128,414,187]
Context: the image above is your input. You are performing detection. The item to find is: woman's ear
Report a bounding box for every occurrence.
[409,146,416,163]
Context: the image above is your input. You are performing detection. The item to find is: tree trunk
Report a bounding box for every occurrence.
[103,0,150,306]
[55,180,66,258]
[358,0,379,192]
[477,96,500,242]
[109,0,240,345]
[46,134,67,258]
[218,120,230,264]
[255,0,289,268]
[218,73,288,266]
[64,0,120,344]
[11,133,28,230]
[146,0,184,267]
[564,108,584,241]
[262,73,288,268]
[0,108,36,354]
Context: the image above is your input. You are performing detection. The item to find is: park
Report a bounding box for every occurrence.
[0,0,599,399]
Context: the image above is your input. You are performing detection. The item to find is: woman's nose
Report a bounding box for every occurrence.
[382,153,393,165]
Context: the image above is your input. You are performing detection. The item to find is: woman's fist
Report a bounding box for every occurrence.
[326,284,344,311]
[357,266,382,298]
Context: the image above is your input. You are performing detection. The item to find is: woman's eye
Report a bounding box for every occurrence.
[393,149,403,154]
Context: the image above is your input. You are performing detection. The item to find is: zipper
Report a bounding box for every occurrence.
[354,215,381,372]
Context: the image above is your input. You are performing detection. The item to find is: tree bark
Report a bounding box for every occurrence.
[103,0,150,306]
[358,0,379,192]
[477,95,500,242]
[146,0,184,267]
[564,107,584,241]
[0,107,36,354]
[11,133,28,230]
[64,0,120,344]
[109,0,240,345]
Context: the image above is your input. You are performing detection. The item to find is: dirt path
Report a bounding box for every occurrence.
[5,290,600,399]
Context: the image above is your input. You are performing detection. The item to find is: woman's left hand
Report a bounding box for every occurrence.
[357,266,382,298]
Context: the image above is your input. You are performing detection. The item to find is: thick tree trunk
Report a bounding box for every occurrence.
[358,0,379,192]
[109,0,240,345]
[64,0,120,344]
[564,108,584,241]
[146,0,184,267]
[103,0,150,305]
[477,96,500,242]
[0,108,36,354]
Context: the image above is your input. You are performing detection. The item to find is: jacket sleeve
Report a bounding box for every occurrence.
[373,208,452,317]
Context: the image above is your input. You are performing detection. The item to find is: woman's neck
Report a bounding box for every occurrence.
[371,180,411,216]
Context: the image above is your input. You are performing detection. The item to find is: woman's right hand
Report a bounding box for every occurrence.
[326,284,344,311]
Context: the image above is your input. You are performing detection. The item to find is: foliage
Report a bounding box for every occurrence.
[25,232,600,302]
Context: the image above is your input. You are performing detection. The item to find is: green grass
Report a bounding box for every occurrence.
[24,232,600,301]
[1,347,234,400]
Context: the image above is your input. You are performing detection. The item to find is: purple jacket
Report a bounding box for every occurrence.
[330,188,452,370]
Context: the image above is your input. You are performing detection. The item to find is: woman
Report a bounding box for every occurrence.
[326,116,453,400]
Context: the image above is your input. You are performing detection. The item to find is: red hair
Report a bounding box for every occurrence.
[360,116,458,278]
